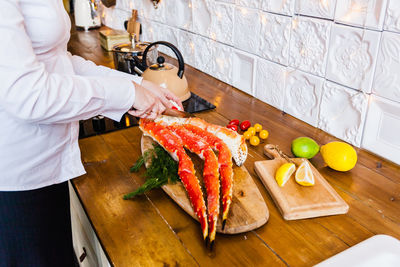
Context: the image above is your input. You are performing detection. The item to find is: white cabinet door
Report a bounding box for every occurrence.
[362,95,400,165]
[69,182,111,267]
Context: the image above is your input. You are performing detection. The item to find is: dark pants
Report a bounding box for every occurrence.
[0,181,75,267]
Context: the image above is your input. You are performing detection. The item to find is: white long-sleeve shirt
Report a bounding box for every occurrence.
[0,0,142,191]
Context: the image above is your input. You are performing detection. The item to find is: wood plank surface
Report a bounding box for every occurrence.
[68,25,400,266]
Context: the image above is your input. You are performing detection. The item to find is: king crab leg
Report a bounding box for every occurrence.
[155,116,248,166]
[167,125,220,246]
[182,124,233,231]
[139,119,209,241]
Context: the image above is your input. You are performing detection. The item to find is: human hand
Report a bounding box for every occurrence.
[128,80,183,120]
[141,80,184,110]
[128,82,165,120]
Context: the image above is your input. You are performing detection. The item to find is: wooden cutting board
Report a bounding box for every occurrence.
[254,144,349,220]
[141,135,269,234]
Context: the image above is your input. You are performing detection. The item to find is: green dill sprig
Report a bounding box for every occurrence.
[123,144,179,200]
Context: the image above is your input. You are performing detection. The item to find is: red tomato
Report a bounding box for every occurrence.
[240,120,251,131]
[171,106,178,110]
[226,124,238,131]
[229,119,240,126]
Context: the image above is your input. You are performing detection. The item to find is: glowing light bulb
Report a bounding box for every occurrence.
[292,18,298,29]
[210,32,216,41]
[261,16,267,25]
[216,58,224,69]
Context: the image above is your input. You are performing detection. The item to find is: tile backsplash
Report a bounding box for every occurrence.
[101,0,400,165]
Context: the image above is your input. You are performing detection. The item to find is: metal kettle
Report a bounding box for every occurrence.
[141,41,190,102]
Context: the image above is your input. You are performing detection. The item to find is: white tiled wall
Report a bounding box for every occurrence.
[101,0,400,164]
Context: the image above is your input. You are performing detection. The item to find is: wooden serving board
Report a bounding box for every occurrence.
[141,135,269,234]
[254,144,349,220]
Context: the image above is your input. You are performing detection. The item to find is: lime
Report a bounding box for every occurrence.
[320,141,357,172]
[291,137,320,159]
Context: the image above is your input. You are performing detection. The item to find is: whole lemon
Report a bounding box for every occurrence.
[320,142,357,172]
[291,137,320,159]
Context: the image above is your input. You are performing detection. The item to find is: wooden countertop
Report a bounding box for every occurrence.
[68,26,400,266]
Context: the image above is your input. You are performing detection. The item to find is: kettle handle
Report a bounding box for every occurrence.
[141,41,185,79]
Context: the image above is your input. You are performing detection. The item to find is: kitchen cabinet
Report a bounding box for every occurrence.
[69,182,111,267]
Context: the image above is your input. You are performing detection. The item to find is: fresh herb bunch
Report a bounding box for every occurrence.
[123,144,179,199]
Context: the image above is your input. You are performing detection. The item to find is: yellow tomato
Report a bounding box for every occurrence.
[243,131,252,140]
[250,136,260,146]
[259,130,269,140]
[254,123,262,132]
[247,127,256,136]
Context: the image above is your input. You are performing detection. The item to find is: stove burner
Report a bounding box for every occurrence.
[78,92,215,139]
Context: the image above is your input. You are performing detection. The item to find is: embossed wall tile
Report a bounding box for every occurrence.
[233,7,261,53]
[156,25,179,58]
[141,0,166,23]
[194,35,214,74]
[319,81,368,146]
[164,0,193,30]
[140,18,156,42]
[261,0,295,16]
[236,0,260,8]
[384,0,400,33]
[334,0,388,30]
[295,0,337,19]
[372,31,400,103]
[362,95,400,164]
[115,0,131,11]
[192,0,213,37]
[211,2,234,45]
[289,16,331,77]
[177,30,196,67]
[284,68,324,127]
[326,24,380,93]
[102,7,130,30]
[255,58,287,110]
[232,49,256,95]
[212,42,233,84]
[259,12,291,65]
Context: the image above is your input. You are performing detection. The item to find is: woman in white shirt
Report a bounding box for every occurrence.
[0,1,182,266]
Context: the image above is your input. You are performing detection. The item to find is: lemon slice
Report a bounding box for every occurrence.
[275,163,296,187]
[295,160,315,186]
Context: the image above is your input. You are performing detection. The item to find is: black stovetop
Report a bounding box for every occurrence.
[78,92,216,139]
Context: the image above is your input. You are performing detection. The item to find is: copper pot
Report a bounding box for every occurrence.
[141,41,190,101]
